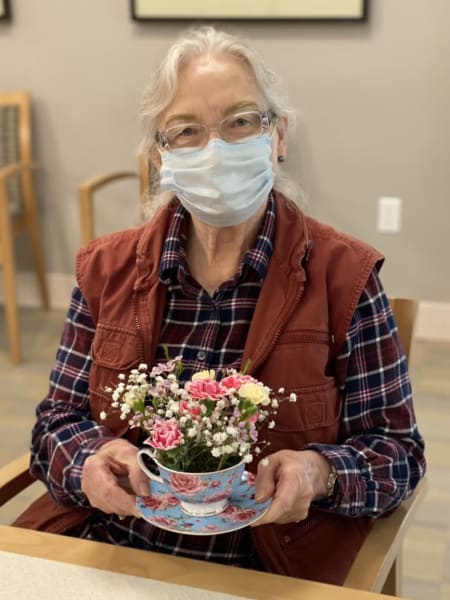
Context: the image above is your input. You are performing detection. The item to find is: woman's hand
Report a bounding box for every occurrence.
[252,450,332,525]
[81,439,149,518]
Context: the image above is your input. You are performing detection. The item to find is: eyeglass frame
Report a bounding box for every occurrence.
[156,110,276,152]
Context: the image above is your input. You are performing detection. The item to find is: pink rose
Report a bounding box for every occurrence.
[169,473,205,495]
[142,494,179,510]
[150,418,184,451]
[222,505,258,522]
[152,517,177,528]
[220,374,256,391]
[185,378,226,401]
[204,488,232,503]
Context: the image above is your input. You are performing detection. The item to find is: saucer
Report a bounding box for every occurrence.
[136,472,271,536]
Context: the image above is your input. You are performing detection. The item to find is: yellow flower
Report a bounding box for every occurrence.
[238,382,270,405]
[192,369,216,381]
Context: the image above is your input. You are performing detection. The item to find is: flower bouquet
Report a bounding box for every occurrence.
[101,356,295,474]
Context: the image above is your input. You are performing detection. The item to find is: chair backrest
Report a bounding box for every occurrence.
[388,297,418,361]
[0,91,31,217]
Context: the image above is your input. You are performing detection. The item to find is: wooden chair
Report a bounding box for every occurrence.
[78,156,158,245]
[0,91,49,364]
[0,287,424,594]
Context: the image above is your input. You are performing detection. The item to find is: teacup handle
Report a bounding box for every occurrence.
[137,448,165,484]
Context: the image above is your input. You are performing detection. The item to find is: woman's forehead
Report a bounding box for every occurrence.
[161,54,266,123]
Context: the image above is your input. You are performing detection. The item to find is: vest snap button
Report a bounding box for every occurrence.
[283,535,291,544]
[197,350,206,361]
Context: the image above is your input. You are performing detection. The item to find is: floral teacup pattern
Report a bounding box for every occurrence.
[137,471,270,536]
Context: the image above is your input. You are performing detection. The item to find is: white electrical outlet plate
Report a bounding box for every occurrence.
[377,197,402,233]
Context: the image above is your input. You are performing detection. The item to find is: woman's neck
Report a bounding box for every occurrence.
[185,204,266,295]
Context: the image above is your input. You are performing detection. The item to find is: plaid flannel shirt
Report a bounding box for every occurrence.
[30,199,425,567]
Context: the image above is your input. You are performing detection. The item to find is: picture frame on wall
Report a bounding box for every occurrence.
[0,0,11,21]
[131,0,368,21]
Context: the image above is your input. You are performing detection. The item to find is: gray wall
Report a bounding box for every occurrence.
[1,0,449,301]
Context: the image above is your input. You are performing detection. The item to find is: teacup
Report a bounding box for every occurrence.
[137,448,246,517]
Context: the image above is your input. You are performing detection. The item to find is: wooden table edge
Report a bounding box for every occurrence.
[0,525,407,600]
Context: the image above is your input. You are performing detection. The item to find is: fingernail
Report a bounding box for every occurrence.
[139,483,149,496]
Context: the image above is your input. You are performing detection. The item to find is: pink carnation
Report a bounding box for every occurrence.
[150,418,184,451]
[185,378,226,401]
[180,399,201,417]
[220,374,256,391]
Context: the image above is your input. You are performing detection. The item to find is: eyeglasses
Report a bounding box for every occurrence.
[157,110,274,152]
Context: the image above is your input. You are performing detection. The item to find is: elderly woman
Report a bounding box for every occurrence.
[16,27,425,585]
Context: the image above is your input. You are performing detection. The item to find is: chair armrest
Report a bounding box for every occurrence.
[78,170,139,244]
[0,453,34,507]
[0,161,38,181]
[344,478,427,592]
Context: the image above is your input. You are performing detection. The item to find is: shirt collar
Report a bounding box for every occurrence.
[159,196,275,284]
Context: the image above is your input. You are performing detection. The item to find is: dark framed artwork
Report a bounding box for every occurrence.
[131,0,368,22]
[0,0,11,21]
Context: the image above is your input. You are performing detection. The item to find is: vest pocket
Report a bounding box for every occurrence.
[91,322,141,370]
[265,381,342,450]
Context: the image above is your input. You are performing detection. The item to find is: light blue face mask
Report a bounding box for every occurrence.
[159,134,274,227]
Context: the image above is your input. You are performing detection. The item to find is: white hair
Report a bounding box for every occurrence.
[139,26,305,217]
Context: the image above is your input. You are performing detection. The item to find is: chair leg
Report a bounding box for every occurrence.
[23,178,49,309]
[0,191,21,364]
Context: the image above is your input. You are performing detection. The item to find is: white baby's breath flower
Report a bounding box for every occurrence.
[99,411,107,420]
[289,392,297,402]
[267,420,275,429]
[213,432,227,444]
[260,457,270,467]
[138,363,148,371]
[243,453,253,463]
[187,427,197,438]
[277,387,285,394]
[211,447,221,457]
[226,426,238,436]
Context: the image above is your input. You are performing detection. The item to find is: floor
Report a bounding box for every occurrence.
[1,307,449,599]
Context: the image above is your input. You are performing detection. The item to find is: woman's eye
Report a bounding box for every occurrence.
[233,117,250,128]
[179,126,195,137]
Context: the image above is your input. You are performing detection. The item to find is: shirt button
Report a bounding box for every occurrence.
[197,350,206,361]
[283,535,291,544]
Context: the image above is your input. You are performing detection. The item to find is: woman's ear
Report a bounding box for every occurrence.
[276,116,288,161]
[149,146,162,170]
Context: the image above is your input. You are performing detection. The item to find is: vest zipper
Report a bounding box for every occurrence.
[132,292,145,362]
[278,330,335,345]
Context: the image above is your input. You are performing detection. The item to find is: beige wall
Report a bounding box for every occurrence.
[1,0,449,301]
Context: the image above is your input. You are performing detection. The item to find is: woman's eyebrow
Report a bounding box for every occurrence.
[223,101,259,115]
[164,101,261,128]
[165,113,198,127]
